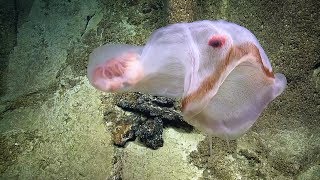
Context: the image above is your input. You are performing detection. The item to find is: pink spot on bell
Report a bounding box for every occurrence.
[208,35,226,48]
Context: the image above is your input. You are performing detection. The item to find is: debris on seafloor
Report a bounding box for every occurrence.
[135,117,164,149]
[109,93,193,149]
[112,121,135,147]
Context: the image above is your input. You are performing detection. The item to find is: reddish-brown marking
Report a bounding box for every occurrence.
[93,67,104,81]
[208,35,227,48]
[104,58,127,78]
[181,42,274,111]
[94,52,138,80]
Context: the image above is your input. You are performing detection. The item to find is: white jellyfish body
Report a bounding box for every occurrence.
[87,20,287,140]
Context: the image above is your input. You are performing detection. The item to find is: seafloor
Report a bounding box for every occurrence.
[0,0,319,179]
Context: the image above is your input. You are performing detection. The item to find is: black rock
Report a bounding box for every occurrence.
[112,93,193,149]
[135,117,164,149]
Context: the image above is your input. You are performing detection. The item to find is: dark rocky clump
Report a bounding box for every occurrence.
[134,117,164,149]
[111,93,192,149]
